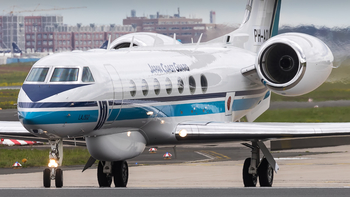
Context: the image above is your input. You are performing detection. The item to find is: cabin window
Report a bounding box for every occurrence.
[142,79,149,96]
[154,78,160,95]
[177,78,184,94]
[200,74,208,93]
[50,68,79,82]
[189,75,196,94]
[129,80,136,97]
[26,68,49,82]
[165,77,172,95]
[82,67,95,82]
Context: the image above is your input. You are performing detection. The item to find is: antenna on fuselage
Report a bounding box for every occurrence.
[173,33,177,44]
[194,33,203,51]
[129,36,135,48]
[191,38,194,44]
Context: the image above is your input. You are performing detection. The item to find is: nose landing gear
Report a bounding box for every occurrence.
[43,139,64,188]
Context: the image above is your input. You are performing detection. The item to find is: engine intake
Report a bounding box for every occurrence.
[261,43,300,84]
[256,33,333,96]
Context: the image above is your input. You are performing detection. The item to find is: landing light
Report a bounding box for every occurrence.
[160,120,165,124]
[179,129,187,138]
[48,159,58,168]
[127,131,131,137]
[147,111,154,116]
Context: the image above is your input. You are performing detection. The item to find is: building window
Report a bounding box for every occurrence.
[37,34,41,39]
[43,34,47,39]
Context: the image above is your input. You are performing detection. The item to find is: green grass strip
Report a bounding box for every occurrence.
[0,147,93,168]
[256,106,350,122]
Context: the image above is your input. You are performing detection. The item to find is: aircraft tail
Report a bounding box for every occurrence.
[210,0,282,53]
[100,40,108,49]
[12,42,22,54]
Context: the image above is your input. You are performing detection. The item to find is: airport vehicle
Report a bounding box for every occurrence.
[1,0,350,188]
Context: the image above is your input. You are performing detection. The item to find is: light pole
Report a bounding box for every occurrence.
[76,23,82,50]
[53,23,59,52]
[110,23,115,40]
[10,15,14,57]
[90,23,95,48]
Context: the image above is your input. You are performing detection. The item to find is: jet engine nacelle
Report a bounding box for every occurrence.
[256,33,333,96]
[110,32,181,50]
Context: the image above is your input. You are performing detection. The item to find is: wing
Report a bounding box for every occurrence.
[174,121,350,141]
[0,121,85,146]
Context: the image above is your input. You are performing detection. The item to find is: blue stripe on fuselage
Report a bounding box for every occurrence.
[18,101,98,108]
[22,84,91,102]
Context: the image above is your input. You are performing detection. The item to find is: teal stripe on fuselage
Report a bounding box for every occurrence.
[107,97,262,122]
[109,100,226,121]
[20,97,263,125]
[19,110,99,125]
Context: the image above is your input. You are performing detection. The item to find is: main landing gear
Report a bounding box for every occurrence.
[242,140,278,187]
[97,160,129,187]
[43,139,64,188]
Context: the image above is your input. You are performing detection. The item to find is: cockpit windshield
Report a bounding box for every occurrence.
[26,68,49,82]
[50,68,79,82]
[82,67,95,82]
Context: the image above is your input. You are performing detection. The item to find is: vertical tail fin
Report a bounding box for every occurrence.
[12,42,22,54]
[100,40,109,49]
[211,0,282,53]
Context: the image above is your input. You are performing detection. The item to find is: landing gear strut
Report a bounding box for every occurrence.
[43,139,63,188]
[97,160,129,187]
[242,140,278,187]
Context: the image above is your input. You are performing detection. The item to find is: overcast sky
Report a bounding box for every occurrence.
[2,0,349,28]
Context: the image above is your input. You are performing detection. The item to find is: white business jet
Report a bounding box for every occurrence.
[0,0,349,188]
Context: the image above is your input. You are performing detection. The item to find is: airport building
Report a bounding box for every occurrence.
[1,10,223,53]
[0,15,135,53]
[0,15,25,51]
[123,10,216,43]
[23,16,135,52]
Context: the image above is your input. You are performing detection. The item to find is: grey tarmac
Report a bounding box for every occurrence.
[0,144,350,188]
[0,188,349,197]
